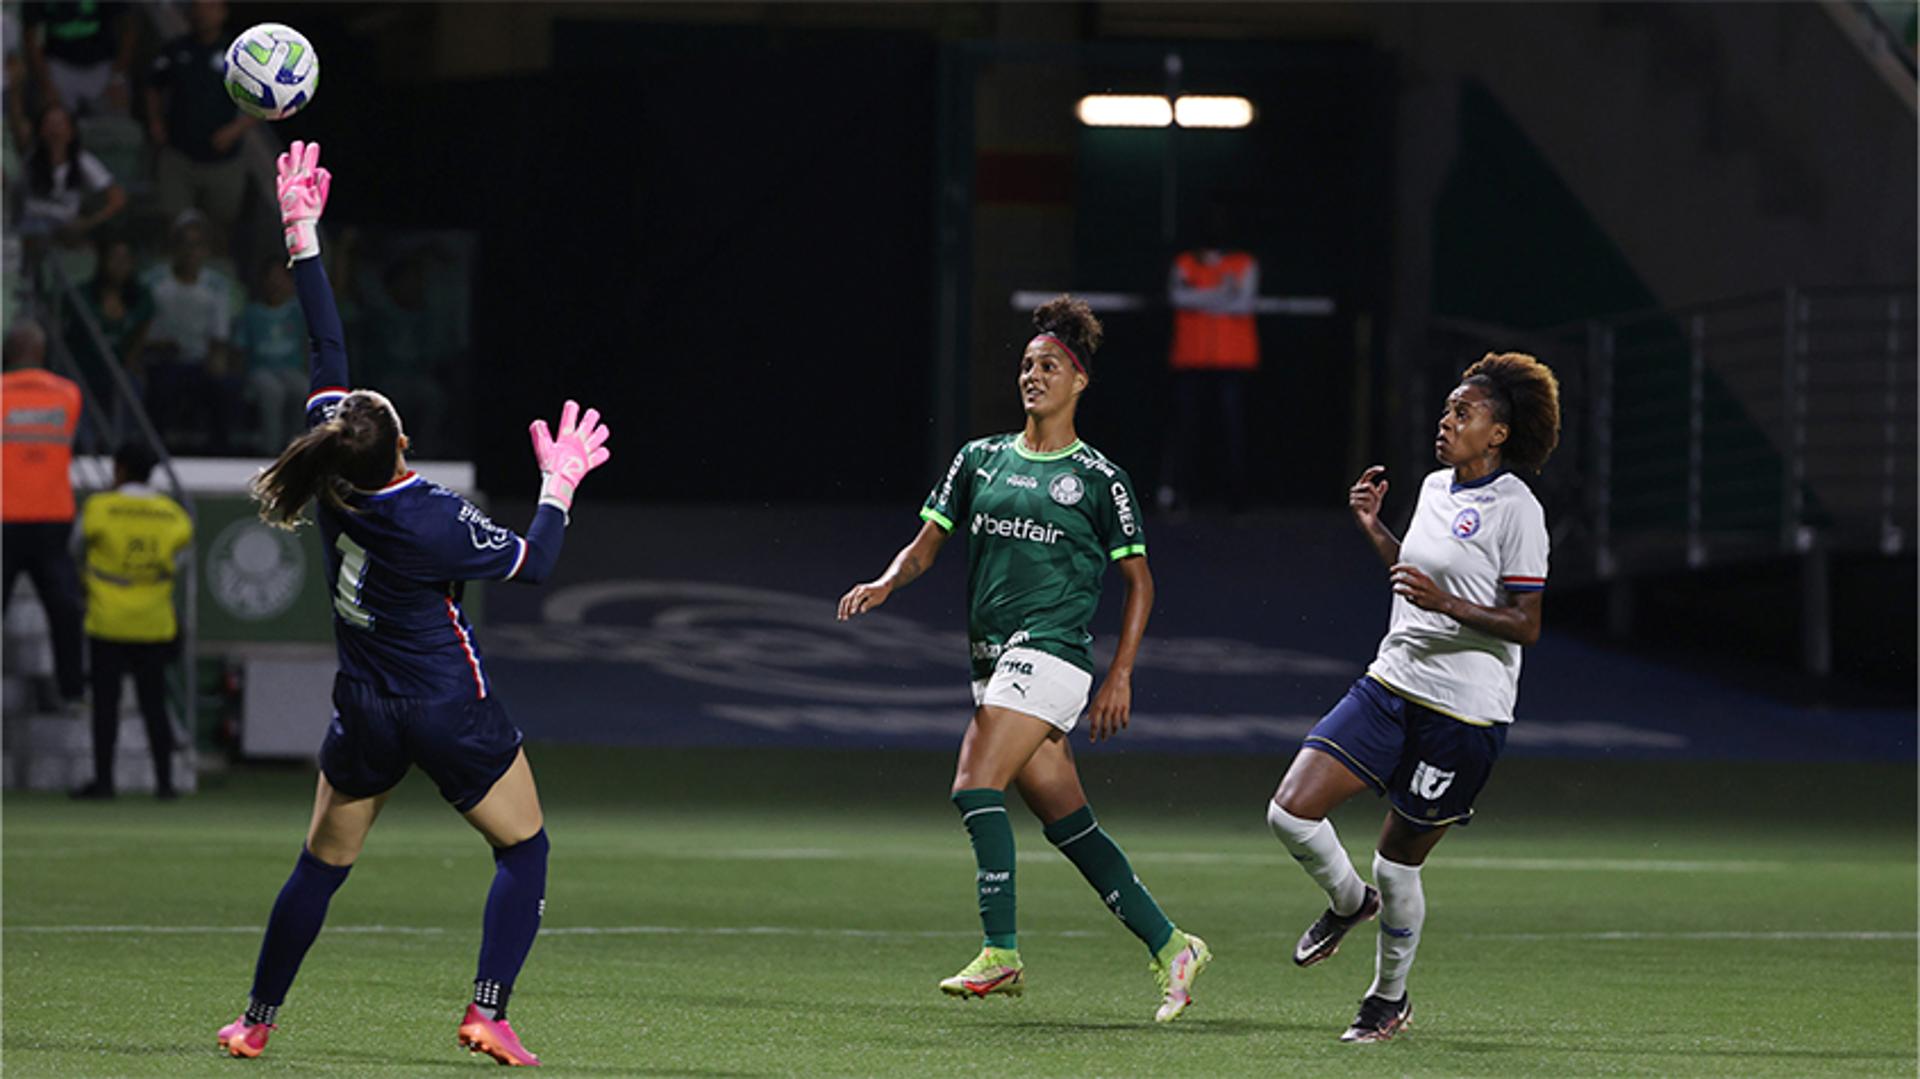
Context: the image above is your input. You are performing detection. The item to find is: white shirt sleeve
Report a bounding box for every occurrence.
[74,151,114,193]
[1497,486,1550,592]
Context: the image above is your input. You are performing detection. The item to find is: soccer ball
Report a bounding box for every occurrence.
[223,23,319,121]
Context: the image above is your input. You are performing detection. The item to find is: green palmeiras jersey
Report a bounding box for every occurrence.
[920,434,1147,681]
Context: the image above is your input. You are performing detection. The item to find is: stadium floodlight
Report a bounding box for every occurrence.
[1075,94,1174,128]
[1173,95,1254,129]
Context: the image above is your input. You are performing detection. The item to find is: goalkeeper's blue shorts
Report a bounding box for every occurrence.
[319,673,524,812]
[1301,675,1507,829]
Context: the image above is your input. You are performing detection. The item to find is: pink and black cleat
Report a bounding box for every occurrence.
[216,1015,273,1058]
[458,1003,542,1066]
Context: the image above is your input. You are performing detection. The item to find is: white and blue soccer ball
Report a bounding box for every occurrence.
[223,23,319,121]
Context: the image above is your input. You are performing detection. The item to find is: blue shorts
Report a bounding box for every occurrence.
[319,674,524,812]
[1302,675,1508,829]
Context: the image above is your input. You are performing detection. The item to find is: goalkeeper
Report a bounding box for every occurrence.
[214,142,611,1068]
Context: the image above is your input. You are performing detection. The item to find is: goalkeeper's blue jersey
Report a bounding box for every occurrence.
[295,258,563,702]
[306,453,532,701]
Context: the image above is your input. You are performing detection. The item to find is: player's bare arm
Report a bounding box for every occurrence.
[1388,566,1543,646]
[838,519,948,620]
[1349,465,1400,566]
[1086,555,1152,742]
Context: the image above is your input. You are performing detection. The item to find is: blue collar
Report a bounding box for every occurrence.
[1450,467,1507,493]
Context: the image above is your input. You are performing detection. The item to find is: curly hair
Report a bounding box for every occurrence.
[1461,352,1561,473]
[1031,294,1102,375]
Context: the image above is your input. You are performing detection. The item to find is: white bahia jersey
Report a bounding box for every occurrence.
[1366,468,1549,726]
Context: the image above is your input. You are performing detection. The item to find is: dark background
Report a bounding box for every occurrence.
[55,2,1909,702]
[221,11,1410,506]
[236,4,1914,698]
[263,15,941,501]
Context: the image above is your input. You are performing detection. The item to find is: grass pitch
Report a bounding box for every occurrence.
[4,745,1915,1076]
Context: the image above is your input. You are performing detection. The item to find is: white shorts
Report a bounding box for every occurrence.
[970,647,1093,733]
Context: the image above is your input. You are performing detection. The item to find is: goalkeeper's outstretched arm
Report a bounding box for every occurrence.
[274,140,348,414]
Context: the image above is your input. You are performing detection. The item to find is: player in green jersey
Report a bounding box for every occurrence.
[838,295,1211,1022]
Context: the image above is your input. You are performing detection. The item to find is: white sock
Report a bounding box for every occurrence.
[1368,852,1425,1001]
[1266,801,1366,916]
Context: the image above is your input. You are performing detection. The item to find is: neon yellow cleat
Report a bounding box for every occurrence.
[1151,931,1213,1022]
[938,946,1024,999]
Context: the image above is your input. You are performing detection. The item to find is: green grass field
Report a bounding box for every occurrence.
[5,746,1915,1076]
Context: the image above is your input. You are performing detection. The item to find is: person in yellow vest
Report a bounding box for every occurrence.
[1159,246,1260,513]
[2,318,87,705]
[71,443,193,800]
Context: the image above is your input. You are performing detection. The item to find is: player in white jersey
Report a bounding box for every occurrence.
[1263,352,1561,1042]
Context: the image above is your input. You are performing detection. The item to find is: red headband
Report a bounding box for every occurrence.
[1029,333,1085,374]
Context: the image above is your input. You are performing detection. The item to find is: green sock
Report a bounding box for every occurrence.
[952,788,1017,950]
[1043,805,1176,954]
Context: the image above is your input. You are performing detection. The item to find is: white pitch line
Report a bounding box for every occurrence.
[538,926,1102,939]
[0,924,1099,941]
[3,845,1796,874]
[5,925,448,935]
[688,848,1790,873]
[8,925,1909,943]
[1437,857,1788,874]
[1464,931,1917,942]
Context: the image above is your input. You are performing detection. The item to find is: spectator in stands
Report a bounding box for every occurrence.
[1158,236,1260,514]
[71,229,149,380]
[4,6,34,152]
[77,229,149,349]
[144,209,239,452]
[323,222,367,357]
[361,250,447,449]
[233,260,305,452]
[71,441,193,800]
[18,102,126,248]
[4,8,29,327]
[23,1,133,117]
[1,318,87,708]
[146,0,256,247]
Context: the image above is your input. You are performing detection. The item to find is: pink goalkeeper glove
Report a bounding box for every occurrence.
[530,400,611,517]
[275,139,331,261]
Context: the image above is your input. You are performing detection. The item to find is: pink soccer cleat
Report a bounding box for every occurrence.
[458,1004,542,1066]
[216,1015,273,1058]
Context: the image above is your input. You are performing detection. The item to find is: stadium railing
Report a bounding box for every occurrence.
[1425,284,1916,673]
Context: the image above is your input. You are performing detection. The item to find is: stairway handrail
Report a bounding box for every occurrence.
[1532,283,1916,340]
[41,259,200,522]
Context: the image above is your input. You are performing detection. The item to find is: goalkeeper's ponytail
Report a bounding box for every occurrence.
[253,392,401,529]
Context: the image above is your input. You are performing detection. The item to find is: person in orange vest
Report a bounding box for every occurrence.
[2,318,87,705]
[1159,245,1260,513]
